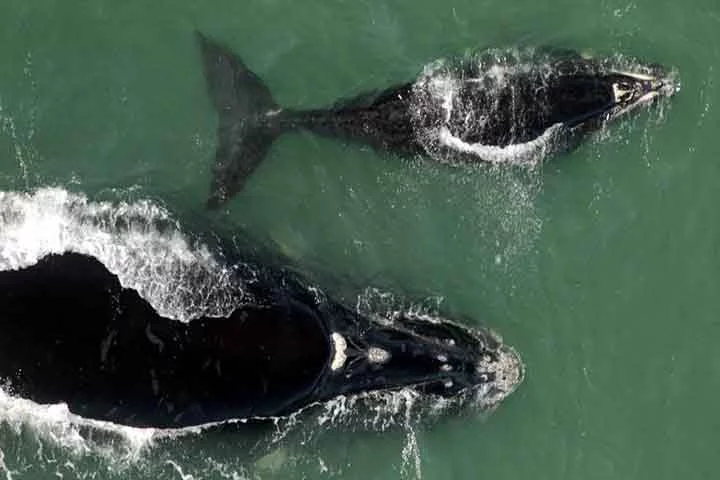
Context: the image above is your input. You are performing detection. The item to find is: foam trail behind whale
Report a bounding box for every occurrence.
[0,188,244,321]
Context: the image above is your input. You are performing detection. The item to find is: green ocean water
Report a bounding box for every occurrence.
[0,0,718,479]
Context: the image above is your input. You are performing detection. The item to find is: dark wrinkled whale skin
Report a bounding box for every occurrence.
[196,33,675,208]
[0,253,521,428]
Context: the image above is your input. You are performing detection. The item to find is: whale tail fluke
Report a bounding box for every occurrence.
[196,32,284,209]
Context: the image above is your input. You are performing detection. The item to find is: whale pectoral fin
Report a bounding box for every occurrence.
[196,32,283,209]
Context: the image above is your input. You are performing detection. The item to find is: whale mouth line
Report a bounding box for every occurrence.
[610,70,656,82]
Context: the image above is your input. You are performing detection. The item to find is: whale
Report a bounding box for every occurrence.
[196,33,677,208]
[0,252,522,428]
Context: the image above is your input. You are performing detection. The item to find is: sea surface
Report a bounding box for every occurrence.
[0,0,718,479]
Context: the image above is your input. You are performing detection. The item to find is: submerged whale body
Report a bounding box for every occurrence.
[0,252,522,428]
[196,33,677,208]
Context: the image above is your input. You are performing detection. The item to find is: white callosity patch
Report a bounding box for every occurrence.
[0,187,245,322]
[474,346,525,408]
[367,346,391,364]
[330,333,348,371]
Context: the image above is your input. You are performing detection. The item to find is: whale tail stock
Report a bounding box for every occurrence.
[196,32,286,209]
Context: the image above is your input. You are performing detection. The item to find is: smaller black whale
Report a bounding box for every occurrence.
[196,33,677,208]
[0,253,522,428]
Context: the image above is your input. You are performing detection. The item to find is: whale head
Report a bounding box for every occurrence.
[602,68,678,121]
[319,312,524,411]
[546,57,679,133]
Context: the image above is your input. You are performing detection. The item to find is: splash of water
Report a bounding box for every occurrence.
[0,187,246,322]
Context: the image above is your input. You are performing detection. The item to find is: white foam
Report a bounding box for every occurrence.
[0,448,15,480]
[0,187,244,322]
[0,386,156,461]
[0,187,252,467]
[410,50,561,165]
[438,123,562,165]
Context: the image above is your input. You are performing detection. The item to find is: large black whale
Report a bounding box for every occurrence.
[197,33,677,208]
[0,252,522,428]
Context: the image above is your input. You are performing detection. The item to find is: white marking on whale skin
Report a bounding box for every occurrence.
[612,83,633,103]
[99,329,117,364]
[610,91,661,120]
[330,332,347,371]
[437,123,563,166]
[367,346,391,364]
[475,345,524,406]
[144,324,165,353]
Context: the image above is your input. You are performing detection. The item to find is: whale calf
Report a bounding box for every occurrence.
[0,252,522,428]
[196,34,677,208]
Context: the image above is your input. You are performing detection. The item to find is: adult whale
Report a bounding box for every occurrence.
[196,33,677,208]
[0,252,522,428]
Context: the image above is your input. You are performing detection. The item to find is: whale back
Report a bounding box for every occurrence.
[0,253,332,427]
[449,74,613,146]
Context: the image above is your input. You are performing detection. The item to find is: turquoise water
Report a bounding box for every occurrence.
[0,0,718,478]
